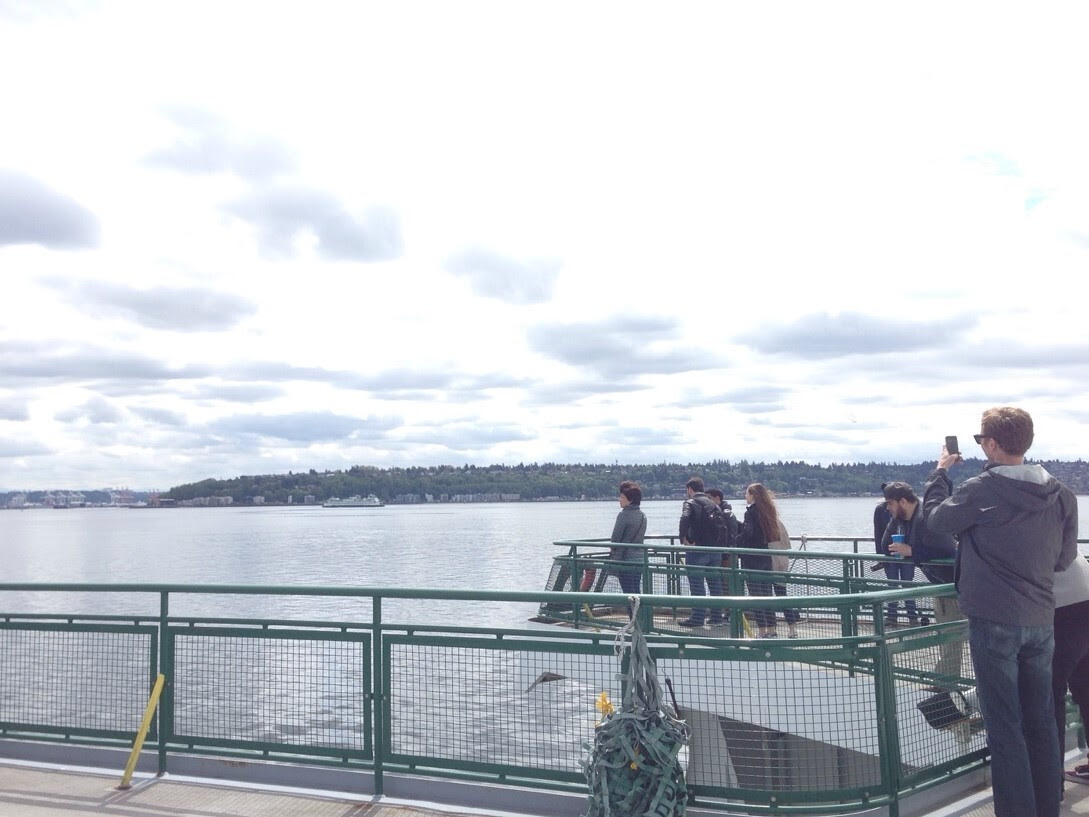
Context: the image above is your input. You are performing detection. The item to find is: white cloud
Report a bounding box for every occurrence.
[2,1,1089,489]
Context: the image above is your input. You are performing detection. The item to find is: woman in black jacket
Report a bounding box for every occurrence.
[737,482,776,637]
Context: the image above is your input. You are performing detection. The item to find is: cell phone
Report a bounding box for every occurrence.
[945,435,960,455]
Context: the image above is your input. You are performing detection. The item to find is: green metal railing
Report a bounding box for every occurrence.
[0,563,1067,815]
[540,536,954,638]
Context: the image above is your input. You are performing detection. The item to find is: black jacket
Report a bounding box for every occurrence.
[879,503,956,584]
[735,504,772,571]
[679,493,716,546]
[874,502,893,555]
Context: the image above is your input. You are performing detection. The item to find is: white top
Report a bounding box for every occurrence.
[1053,553,1089,608]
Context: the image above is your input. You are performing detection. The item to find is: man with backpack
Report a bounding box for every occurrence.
[678,477,729,628]
[706,488,740,554]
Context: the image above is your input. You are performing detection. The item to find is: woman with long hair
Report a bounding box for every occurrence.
[737,482,777,637]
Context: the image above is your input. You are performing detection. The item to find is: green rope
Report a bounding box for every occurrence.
[582,597,690,817]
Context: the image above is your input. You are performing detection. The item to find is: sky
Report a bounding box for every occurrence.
[2,1,1089,491]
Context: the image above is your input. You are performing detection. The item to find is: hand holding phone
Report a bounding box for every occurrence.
[939,435,963,470]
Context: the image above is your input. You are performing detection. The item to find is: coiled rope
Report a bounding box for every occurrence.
[581,597,691,817]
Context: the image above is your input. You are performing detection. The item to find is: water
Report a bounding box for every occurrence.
[3,497,1087,626]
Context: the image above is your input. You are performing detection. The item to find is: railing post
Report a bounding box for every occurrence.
[728,555,745,639]
[372,595,384,797]
[157,590,171,777]
[572,553,585,626]
[873,601,904,817]
[666,538,681,596]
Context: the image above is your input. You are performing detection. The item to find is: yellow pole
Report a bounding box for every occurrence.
[117,673,165,790]
[741,614,754,638]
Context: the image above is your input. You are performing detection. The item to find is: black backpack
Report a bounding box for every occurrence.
[694,495,736,548]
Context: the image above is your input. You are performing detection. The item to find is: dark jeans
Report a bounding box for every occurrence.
[771,582,800,625]
[883,560,918,620]
[746,580,774,629]
[615,565,641,595]
[969,616,1060,817]
[684,550,724,624]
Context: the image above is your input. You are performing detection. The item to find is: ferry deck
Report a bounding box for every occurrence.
[2,756,1089,817]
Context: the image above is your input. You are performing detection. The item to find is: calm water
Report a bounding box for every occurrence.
[3,497,1087,627]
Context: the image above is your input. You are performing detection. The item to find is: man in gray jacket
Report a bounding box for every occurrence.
[924,407,1078,817]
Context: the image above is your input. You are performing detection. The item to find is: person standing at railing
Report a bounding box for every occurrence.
[1050,553,1089,791]
[879,481,962,686]
[705,488,740,569]
[677,476,725,628]
[924,406,1078,817]
[737,483,777,638]
[767,511,801,638]
[609,480,648,604]
[874,497,893,553]
[877,481,920,627]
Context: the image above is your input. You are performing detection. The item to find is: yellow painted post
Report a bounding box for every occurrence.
[117,673,165,790]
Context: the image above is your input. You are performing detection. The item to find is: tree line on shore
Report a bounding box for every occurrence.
[151,458,1089,505]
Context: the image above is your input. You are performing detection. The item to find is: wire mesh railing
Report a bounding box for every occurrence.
[538,536,955,637]
[0,572,1066,814]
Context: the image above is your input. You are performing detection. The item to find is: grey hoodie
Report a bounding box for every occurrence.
[924,462,1079,627]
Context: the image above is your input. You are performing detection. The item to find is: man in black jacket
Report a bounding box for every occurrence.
[880,481,962,688]
[924,407,1078,817]
[677,477,724,628]
[875,482,919,626]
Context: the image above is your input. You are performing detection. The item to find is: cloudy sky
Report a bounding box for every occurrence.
[2,1,1088,491]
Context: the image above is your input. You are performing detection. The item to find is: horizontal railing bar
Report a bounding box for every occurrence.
[0,582,946,606]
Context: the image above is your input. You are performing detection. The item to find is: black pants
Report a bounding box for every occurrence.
[771,582,801,625]
[1053,600,1089,758]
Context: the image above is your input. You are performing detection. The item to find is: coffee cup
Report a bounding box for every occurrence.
[890,533,906,556]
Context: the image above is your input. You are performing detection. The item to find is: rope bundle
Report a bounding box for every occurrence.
[582,598,690,817]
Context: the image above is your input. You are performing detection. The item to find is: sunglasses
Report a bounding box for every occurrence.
[973,434,989,444]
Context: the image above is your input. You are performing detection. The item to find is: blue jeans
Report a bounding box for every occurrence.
[969,617,1060,817]
[883,560,918,620]
[684,550,724,623]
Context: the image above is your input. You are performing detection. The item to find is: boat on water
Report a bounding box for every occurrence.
[322,493,384,507]
[1,533,1081,816]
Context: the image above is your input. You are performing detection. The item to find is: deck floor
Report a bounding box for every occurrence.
[4,759,1089,817]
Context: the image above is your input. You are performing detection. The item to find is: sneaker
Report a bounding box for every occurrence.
[677,618,705,628]
[1065,763,1089,784]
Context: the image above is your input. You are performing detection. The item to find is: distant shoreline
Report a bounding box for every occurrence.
[5,492,1088,511]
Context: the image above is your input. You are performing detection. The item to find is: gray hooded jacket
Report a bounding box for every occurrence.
[924,462,1078,627]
